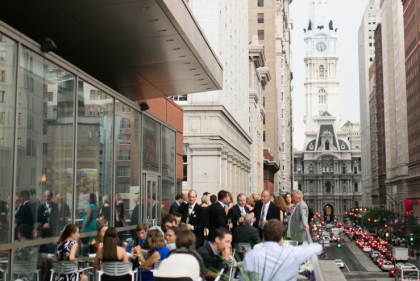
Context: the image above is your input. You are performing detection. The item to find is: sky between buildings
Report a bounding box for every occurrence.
[291,0,369,150]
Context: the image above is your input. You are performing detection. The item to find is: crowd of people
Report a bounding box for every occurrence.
[0,188,322,281]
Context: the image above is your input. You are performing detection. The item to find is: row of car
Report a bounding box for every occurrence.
[352,232,396,277]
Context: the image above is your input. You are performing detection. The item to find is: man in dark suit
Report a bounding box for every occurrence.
[28,189,41,223]
[208,190,232,242]
[169,192,184,215]
[15,190,34,239]
[233,214,261,249]
[37,190,60,237]
[228,193,249,230]
[178,190,206,249]
[130,193,140,238]
[252,190,280,239]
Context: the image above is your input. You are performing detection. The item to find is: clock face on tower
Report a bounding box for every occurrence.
[316,42,327,52]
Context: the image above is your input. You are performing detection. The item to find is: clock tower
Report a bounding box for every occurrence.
[303,0,340,140]
[294,0,362,226]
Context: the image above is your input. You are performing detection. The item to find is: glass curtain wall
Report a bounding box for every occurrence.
[115,101,141,233]
[76,81,114,240]
[0,27,176,281]
[142,116,161,224]
[15,46,76,240]
[0,31,17,244]
[161,126,176,216]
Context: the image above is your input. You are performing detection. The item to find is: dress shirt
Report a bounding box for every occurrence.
[239,206,246,216]
[239,241,322,281]
[261,201,270,221]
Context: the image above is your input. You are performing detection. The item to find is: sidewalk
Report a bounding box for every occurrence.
[344,237,381,272]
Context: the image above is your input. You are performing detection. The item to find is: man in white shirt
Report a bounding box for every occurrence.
[240,219,322,281]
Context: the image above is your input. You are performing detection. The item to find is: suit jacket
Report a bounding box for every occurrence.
[287,200,309,243]
[37,202,60,237]
[208,202,228,242]
[252,200,280,229]
[178,202,205,248]
[232,225,261,248]
[15,201,34,227]
[228,204,249,230]
[130,203,140,226]
[169,201,180,215]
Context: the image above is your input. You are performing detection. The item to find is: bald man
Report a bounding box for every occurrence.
[252,190,280,239]
[178,190,206,248]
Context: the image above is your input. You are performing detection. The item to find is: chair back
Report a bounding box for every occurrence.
[13,246,39,276]
[101,262,133,276]
[51,262,79,275]
[154,248,205,281]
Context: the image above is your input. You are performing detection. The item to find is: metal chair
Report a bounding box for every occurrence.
[97,262,136,281]
[153,248,205,281]
[12,260,41,281]
[49,261,93,281]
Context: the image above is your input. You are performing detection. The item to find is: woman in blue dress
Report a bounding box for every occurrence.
[134,229,170,281]
[81,193,98,241]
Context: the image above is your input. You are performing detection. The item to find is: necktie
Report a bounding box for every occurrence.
[258,205,265,229]
[240,207,245,216]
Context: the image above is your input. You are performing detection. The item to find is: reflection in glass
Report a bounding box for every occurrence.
[161,126,176,217]
[16,46,75,239]
[115,101,140,229]
[76,81,113,231]
[0,32,17,244]
[142,116,160,173]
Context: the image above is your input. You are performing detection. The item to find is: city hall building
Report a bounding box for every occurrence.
[293,1,362,223]
[0,0,222,277]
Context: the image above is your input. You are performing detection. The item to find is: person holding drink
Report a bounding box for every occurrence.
[228,193,250,231]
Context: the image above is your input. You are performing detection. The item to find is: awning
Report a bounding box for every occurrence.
[0,0,223,100]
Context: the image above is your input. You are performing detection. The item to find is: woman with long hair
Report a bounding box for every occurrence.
[246,193,260,212]
[98,195,111,225]
[90,224,108,253]
[134,228,170,281]
[273,196,287,223]
[93,227,129,281]
[55,224,87,281]
[81,193,98,237]
[284,192,295,224]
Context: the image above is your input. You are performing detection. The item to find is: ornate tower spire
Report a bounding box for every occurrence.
[303,0,340,148]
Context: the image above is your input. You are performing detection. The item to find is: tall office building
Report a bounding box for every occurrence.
[178,0,252,197]
[294,0,362,222]
[358,0,381,208]
[249,0,293,194]
[379,0,408,213]
[402,0,420,216]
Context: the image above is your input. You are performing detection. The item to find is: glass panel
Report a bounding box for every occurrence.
[115,101,140,232]
[0,32,17,244]
[11,245,40,280]
[142,115,160,173]
[0,250,10,280]
[76,81,113,240]
[16,46,75,241]
[161,126,176,218]
[144,174,159,225]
